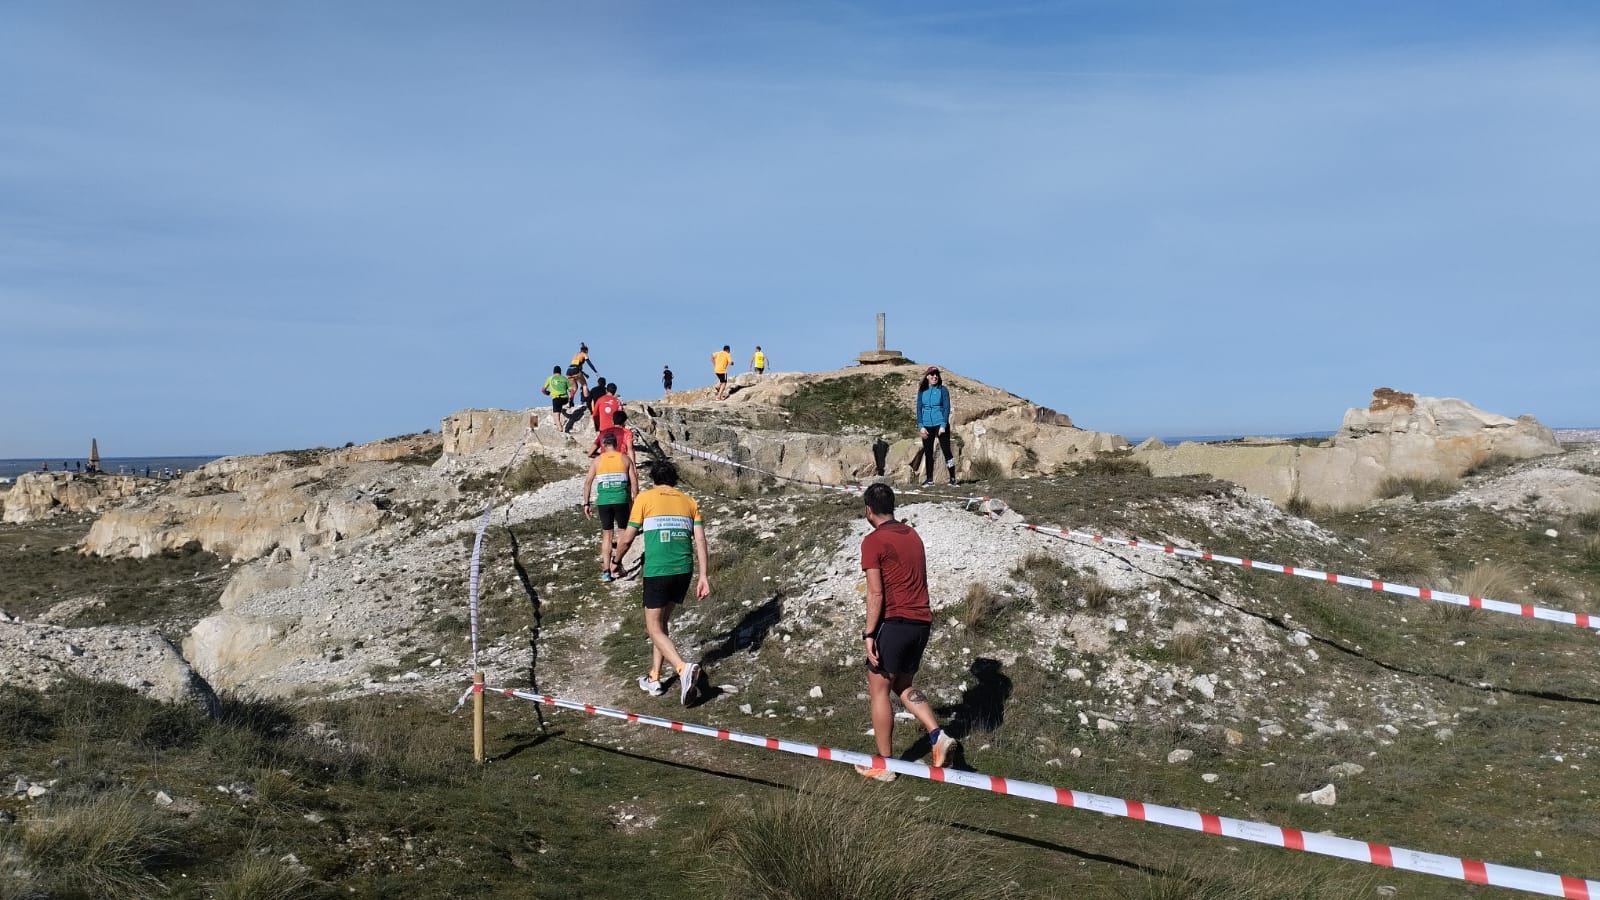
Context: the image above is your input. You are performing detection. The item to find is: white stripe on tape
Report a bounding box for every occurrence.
[1023,524,1599,632]
[483,687,1598,898]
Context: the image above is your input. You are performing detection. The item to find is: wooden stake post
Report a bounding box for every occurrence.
[473,671,485,764]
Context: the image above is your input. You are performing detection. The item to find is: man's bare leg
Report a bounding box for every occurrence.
[644,606,683,677]
[892,674,940,733]
[867,670,898,756]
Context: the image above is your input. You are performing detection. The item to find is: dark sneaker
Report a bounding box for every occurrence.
[921,479,935,488]
[947,474,958,485]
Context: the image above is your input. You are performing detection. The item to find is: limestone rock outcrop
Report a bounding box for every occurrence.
[1136,389,1562,507]
[0,621,219,712]
[2,472,148,523]
[645,363,1125,482]
[82,435,453,564]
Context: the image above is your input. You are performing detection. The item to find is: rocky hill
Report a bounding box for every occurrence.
[4,366,1599,895]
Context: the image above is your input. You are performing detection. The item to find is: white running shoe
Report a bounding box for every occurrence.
[637,674,666,697]
[679,662,702,706]
[931,730,958,768]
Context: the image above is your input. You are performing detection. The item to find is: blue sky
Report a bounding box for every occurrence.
[3,1,1597,457]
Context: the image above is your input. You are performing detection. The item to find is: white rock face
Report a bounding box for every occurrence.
[1135,389,1562,507]
[0,621,218,711]
[2,472,147,523]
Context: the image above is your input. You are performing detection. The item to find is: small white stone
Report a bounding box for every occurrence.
[738,704,752,714]
[1201,773,1219,784]
[1096,718,1119,732]
[1297,784,1337,806]
[808,685,824,699]
[153,791,173,806]
[1065,668,1085,682]
[25,785,49,799]
[1545,528,1559,538]
[1167,749,1194,764]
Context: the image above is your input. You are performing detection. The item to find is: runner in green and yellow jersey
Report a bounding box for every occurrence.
[581,432,638,583]
[612,459,712,705]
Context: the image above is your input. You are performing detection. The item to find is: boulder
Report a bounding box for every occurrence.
[0,621,219,713]
[1135,389,1562,507]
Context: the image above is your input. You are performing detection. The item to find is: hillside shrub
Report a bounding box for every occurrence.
[966,455,1004,481]
[694,773,994,900]
[2,793,176,899]
[1375,475,1459,501]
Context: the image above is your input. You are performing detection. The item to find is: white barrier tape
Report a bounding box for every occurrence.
[668,436,1594,632]
[481,686,1598,898]
[1023,524,1600,633]
[666,440,981,503]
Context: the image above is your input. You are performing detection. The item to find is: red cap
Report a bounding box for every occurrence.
[925,366,940,375]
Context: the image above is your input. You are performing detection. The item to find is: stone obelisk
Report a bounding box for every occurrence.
[88,438,101,474]
[855,312,908,365]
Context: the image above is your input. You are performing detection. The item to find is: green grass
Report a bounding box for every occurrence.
[967,454,1005,481]
[780,372,914,438]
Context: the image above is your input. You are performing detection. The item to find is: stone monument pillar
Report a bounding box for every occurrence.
[855,312,908,365]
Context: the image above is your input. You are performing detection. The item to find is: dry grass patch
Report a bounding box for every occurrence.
[694,772,1002,900]
[1169,630,1207,664]
[1431,561,1521,624]
[1080,575,1116,610]
[962,581,1007,632]
[1375,474,1460,501]
[1117,852,1375,900]
[210,853,316,900]
[966,454,1004,481]
[1,793,177,899]
[1367,539,1438,585]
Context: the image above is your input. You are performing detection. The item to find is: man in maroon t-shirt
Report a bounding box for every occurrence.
[854,483,956,782]
[589,409,634,458]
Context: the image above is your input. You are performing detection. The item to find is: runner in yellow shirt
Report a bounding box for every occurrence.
[749,345,767,375]
[711,344,732,400]
[581,432,638,583]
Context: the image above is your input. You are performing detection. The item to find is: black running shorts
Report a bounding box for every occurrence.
[716,372,728,383]
[642,572,693,610]
[596,502,627,530]
[867,618,931,675]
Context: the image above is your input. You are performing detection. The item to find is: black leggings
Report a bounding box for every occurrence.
[922,426,954,479]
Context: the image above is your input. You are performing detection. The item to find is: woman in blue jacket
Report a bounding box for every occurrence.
[916,366,956,486]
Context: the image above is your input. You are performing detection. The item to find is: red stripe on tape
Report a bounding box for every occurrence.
[1202,552,1213,560]
[1561,875,1591,899]
[1463,860,1488,884]
[1164,545,1175,553]
[765,738,779,749]
[1326,572,1337,582]
[1242,559,1253,568]
[1469,596,1483,608]
[1054,788,1073,806]
[1419,588,1432,600]
[627,713,639,722]
[670,721,684,731]
[929,766,946,782]
[1093,535,1104,542]
[817,746,831,760]
[1371,580,1384,591]
[716,729,729,739]
[1369,843,1394,867]
[1127,800,1146,820]
[583,704,596,713]
[1522,604,1535,617]
[990,776,1007,794]
[1282,828,1305,851]
[1579,613,1592,629]
[542,694,553,703]
[1201,814,1222,834]
[472,682,483,693]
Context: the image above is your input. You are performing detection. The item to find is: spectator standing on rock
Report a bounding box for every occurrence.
[749,345,767,375]
[582,432,638,583]
[916,366,957,486]
[854,483,956,781]
[612,459,711,706]
[662,364,674,395]
[541,366,574,431]
[711,345,732,400]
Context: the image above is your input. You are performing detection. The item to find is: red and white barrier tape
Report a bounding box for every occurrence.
[475,685,1597,898]
[666,440,980,503]
[663,440,1597,632]
[1024,524,1600,633]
